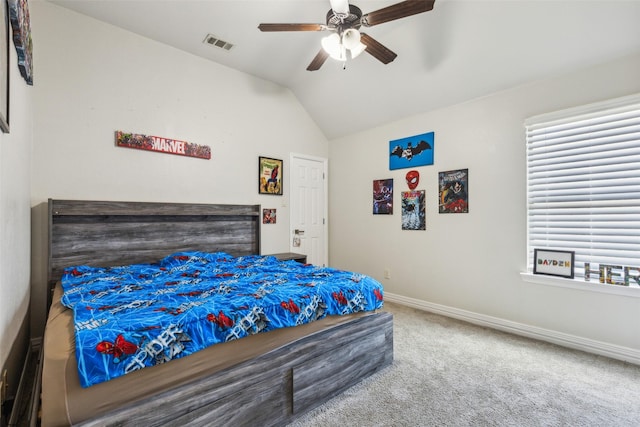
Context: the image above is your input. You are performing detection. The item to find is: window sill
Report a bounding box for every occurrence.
[520,272,640,298]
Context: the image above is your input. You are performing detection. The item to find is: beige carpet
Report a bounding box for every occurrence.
[289,302,640,426]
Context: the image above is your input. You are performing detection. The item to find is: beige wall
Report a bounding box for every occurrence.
[28,2,329,336]
[329,53,640,355]
[0,15,33,378]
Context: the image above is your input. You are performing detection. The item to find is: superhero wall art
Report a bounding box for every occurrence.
[258,157,283,195]
[401,190,426,230]
[373,179,393,215]
[389,131,434,170]
[439,169,469,213]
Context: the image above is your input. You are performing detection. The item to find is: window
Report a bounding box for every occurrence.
[525,93,640,288]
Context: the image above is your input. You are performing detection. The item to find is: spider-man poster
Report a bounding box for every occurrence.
[259,156,283,195]
[439,169,468,213]
[401,190,425,230]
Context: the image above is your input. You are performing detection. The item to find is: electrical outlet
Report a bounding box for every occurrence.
[384,269,391,279]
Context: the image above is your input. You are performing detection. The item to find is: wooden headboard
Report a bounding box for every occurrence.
[47,199,261,284]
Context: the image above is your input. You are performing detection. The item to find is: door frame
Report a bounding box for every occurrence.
[289,153,329,266]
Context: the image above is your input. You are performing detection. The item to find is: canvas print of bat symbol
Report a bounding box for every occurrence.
[390,140,431,161]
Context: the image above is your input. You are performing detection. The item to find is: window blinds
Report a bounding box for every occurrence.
[525,94,640,280]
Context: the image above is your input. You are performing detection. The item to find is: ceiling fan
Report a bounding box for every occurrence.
[258,0,436,71]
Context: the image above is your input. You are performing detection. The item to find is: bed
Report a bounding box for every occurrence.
[41,199,393,426]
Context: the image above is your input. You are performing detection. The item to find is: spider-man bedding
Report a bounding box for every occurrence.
[60,251,384,388]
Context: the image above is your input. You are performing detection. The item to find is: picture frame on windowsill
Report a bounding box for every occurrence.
[533,249,575,279]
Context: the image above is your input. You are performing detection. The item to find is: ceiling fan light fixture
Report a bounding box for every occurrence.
[349,41,366,59]
[321,33,341,57]
[322,29,365,62]
[329,0,350,16]
[341,28,361,50]
[329,44,347,62]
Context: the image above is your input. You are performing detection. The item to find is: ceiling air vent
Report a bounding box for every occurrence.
[203,34,234,51]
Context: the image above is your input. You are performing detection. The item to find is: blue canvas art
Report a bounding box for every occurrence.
[389,131,434,170]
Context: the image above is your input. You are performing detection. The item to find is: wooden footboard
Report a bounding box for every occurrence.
[77,311,393,427]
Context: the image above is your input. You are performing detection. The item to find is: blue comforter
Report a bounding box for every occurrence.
[60,252,384,387]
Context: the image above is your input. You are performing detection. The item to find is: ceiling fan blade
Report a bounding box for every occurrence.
[258,23,325,32]
[360,33,397,64]
[307,49,330,71]
[362,0,435,27]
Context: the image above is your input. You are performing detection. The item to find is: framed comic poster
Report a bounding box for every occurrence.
[373,178,393,215]
[389,131,434,170]
[0,0,8,133]
[533,249,575,279]
[439,168,468,213]
[259,156,283,195]
[8,0,32,85]
[401,190,425,230]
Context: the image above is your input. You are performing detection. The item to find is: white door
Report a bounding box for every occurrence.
[290,154,328,266]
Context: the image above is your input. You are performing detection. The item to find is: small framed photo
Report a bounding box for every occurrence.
[533,249,575,279]
[258,156,283,195]
[262,208,276,224]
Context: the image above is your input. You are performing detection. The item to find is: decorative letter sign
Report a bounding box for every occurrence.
[584,262,640,286]
[533,249,574,279]
[116,131,211,160]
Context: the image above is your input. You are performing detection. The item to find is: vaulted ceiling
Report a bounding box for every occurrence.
[48,0,640,139]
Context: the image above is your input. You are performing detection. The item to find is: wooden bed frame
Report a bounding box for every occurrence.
[47,199,394,426]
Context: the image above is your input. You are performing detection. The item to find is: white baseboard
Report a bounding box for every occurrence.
[385,292,640,366]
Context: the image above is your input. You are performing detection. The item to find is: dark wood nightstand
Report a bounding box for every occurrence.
[267,252,307,264]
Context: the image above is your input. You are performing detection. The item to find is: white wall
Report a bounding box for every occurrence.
[0,27,33,370]
[29,2,328,336]
[329,54,640,355]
